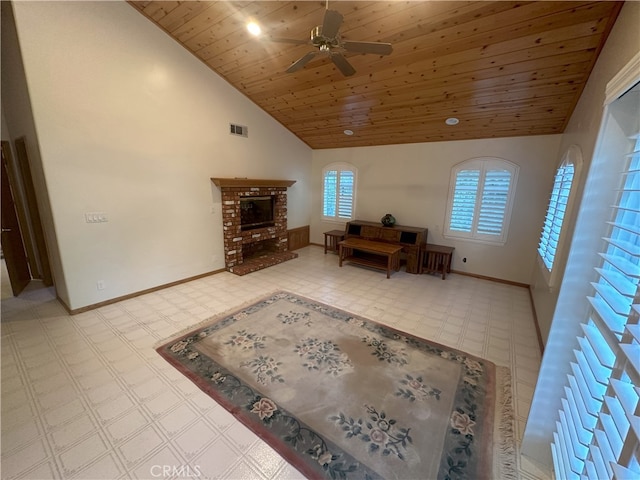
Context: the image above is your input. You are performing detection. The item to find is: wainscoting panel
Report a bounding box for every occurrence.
[288,226,310,251]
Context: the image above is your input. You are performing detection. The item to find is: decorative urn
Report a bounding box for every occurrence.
[381,213,396,227]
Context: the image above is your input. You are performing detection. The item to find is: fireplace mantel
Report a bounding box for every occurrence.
[211,178,296,188]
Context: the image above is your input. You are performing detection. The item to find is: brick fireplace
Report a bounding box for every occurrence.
[211,178,298,275]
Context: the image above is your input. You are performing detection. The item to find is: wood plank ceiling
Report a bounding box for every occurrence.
[128,1,623,149]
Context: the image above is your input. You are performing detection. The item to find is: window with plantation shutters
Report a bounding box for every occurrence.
[444,158,519,245]
[322,163,356,221]
[538,146,582,287]
[538,163,575,270]
[550,83,640,480]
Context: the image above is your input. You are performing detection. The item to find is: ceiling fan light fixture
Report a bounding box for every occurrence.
[445,117,459,126]
[343,129,354,136]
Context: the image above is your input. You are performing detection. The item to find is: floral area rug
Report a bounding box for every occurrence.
[156,291,516,480]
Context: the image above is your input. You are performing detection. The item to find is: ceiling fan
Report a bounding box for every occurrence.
[272,5,393,77]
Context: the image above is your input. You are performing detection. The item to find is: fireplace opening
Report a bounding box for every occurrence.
[240,196,275,231]
[242,238,279,262]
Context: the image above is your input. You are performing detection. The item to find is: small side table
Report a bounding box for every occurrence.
[323,230,345,254]
[420,244,455,279]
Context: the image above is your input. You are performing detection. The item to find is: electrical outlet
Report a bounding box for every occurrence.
[96,280,105,290]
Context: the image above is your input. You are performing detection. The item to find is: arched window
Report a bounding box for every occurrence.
[444,157,519,245]
[322,163,356,221]
[537,145,582,284]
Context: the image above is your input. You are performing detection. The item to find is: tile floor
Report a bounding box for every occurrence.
[1,246,551,479]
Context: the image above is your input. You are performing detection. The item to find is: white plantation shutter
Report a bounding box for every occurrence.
[322,164,356,221]
[323,170,338,217]
[538,162,576,271]
[337,170,354,219]
[450,169,479,232]
[477,169,512,235]
[445,158,518,244]
[551,131,640,479]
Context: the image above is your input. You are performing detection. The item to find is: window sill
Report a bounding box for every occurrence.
[443,233,506,247]
[535,254,559,293]
[321,217,351,225]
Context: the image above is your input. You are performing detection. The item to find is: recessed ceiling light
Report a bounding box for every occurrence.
[445,117,459,126]
[344,129,354,136]
[247,22,261,36]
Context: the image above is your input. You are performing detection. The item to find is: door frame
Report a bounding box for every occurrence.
[13,136,52,286]
[1,141,31,295]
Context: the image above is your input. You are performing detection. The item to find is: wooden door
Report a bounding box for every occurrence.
[1,143,31,295]
[14,137,52,286]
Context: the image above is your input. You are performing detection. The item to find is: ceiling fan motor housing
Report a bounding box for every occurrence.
[311,26,338,48]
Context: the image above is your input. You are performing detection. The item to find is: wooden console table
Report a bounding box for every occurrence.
[420,244,455,279]
[339,238,403,278]
[344,220,427,273]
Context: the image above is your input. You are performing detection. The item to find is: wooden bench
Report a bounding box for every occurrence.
[338,238,403,278]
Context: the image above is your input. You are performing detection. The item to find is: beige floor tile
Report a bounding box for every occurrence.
[1,246,551,479]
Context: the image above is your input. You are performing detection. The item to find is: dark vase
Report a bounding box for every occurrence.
[381,214,396,227]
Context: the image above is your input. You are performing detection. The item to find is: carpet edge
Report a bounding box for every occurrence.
[494,365,518,480]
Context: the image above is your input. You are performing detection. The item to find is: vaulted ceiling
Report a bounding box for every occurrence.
[128,1,623,149]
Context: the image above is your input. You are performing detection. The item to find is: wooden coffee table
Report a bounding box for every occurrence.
[338,238,402,278]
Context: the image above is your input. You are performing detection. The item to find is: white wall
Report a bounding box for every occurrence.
[7,1,312,310]
[312,135,561,284]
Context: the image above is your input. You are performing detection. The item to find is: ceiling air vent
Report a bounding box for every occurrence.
[230,123,248,138]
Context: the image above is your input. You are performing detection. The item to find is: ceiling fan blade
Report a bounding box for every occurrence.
[267,36,309,45]
[286,51,318,73]
[322,9,343,39]
[331,53,356,76]
[343,41,393,55]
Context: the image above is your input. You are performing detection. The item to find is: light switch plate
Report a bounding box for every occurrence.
[85,212,108,223]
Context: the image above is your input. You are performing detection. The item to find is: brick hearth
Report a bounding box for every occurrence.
[211,178,298,275]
